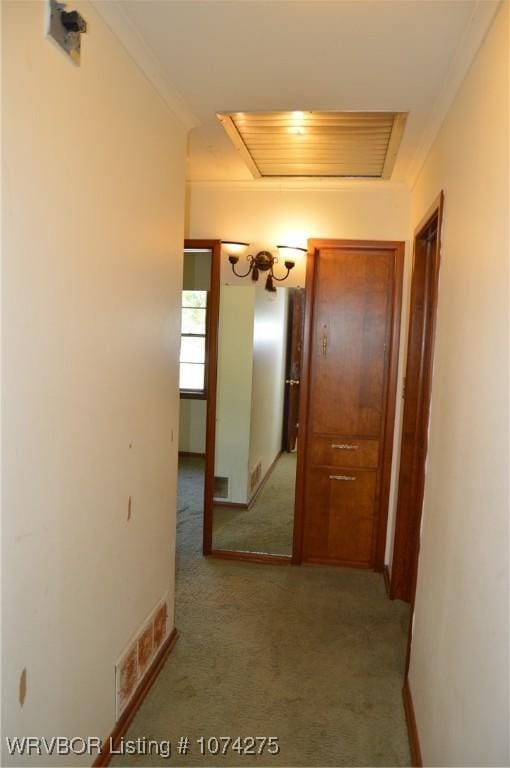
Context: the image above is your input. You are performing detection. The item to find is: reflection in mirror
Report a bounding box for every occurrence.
[212,285,304,556]
[178,249,211,562]
[180,290,208,390]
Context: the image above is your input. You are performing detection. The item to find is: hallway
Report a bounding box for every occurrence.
[4,2,509,765]
[113,462,410,766]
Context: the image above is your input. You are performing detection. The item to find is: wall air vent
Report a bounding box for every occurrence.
[217,111,407,179]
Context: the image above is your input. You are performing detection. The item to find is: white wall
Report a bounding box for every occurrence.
[179,399,207,454]
[249,288,288,493]
[183,250,211,292]
[407,4,509,765]
[187,181,411,549]
[2,1,186,763]
[179,250,211,454]
[214,285,288,505]
[214,286,255,504]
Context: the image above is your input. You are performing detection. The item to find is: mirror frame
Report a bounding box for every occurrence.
[185,237,302,565]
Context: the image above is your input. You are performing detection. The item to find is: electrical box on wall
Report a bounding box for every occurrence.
[46,0,87,66]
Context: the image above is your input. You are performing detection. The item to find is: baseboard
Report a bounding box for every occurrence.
[92,628,179,767]
[302,557,372,569]
[210,549,291,566]
[178,451,205,458]
[383,564,391,596]
[403,679,423,767]
[213,500,249,510]
[247,451,282,510]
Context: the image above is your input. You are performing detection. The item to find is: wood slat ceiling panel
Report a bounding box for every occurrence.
[249,150,388,158]
[240,127,393,135]
[233,111,396,124]
[258,166,385,173]
[246,138,391,144]
[217,110,407,179]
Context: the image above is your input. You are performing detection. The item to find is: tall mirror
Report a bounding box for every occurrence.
[212,284,304,557]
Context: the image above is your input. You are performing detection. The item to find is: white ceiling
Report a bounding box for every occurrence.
[105,0,498,184]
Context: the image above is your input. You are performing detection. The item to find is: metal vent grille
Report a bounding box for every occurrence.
[217,111,407,179]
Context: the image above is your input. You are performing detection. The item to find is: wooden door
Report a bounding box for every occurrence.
[297,240,404,568]
[391,195,443,602]
[283,288,305,452]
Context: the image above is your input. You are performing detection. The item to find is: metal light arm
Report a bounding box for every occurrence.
[223,242,306,292]
[228,255,252,278]
[272,261,296,281]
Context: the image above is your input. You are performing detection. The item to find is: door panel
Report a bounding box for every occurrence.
[310,436,379,469]
[311,249,391,437]
[303,468,377,565]
[300,240,403,568]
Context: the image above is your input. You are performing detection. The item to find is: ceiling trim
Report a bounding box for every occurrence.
[217,114,261,179]
[406,0,501,188]
[218,110,406,180]
[90,1,200,131]
[382,113,408,180]
[187,179,409,193]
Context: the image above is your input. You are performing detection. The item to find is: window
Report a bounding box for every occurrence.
[180,290,208,396]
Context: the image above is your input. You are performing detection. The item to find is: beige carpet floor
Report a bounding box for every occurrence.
[112,457,411,767]
[213,452,296,556]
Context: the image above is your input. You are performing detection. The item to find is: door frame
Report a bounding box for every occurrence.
[183,239,221,556]
[196,239,295,564]
[292,239,405,568]
[282,288,305,453]
[390,192,444,603]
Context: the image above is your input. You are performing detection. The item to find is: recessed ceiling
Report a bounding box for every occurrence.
[99,1,499,184]
[217,111,407,179]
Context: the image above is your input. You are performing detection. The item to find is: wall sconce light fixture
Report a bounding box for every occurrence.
[222,241,307,292]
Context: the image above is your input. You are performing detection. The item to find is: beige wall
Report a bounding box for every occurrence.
[407,4,509,765]
[214,285,288,506]
[187,181,411,555]
[179,399,207,454]
[2,1,186,763]
[249,288,288,493]
[214,286,255,504]
[182,250,211,293]
[187,182,410,290]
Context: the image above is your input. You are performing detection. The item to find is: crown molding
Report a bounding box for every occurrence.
[90,1,200,131]
[187,179,409,193]
[406,0,501,189]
